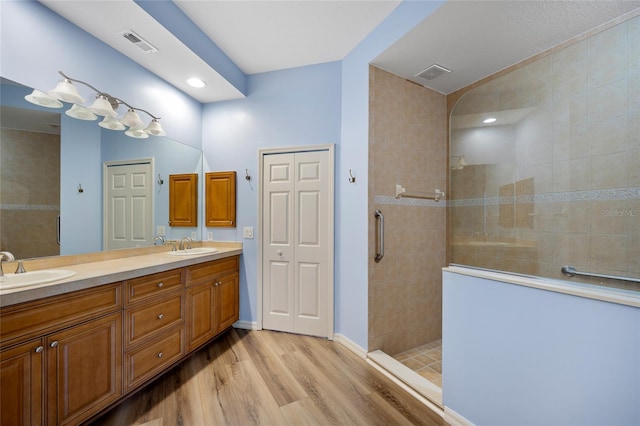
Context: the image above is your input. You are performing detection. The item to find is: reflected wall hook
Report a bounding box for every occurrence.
[77,183,84,193]
[157,174,164,185]
[245,169,251,181]
[348,169,356,183]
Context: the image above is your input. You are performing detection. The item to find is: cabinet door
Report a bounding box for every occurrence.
[205,171,236,227]
[0,339,44,426]
[215,272,239,334]
[46,313,122,426]
[186,282,216,352]
[169,173,198,227]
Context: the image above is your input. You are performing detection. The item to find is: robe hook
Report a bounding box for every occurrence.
[348,169,356,183]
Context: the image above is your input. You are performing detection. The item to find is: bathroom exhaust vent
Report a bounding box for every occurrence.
[120,30,158,53]
[416,64,451,81]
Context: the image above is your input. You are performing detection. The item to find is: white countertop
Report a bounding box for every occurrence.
[0,245,242,308]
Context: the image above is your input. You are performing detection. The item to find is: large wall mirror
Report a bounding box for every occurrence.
[0,78,203,260]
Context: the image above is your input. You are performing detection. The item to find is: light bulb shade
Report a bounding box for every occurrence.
[144,119,166,136]
[48,79,85,104]
[98,116,126,131]
[89,95,117,117]
[120,109,144,128]
[125,127,149,139]
[65,104,97,121]
[24,89,63,108]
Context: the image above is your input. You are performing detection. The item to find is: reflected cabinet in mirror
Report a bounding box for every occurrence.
[169,173,198,227]
[0,78,203,260]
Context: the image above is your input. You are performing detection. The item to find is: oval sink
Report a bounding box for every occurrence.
[167,247,219,256]
[0,269,76,290]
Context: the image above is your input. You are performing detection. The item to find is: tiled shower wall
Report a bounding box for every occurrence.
[368,66,447,355]
[0,128,60,259]
[449,14,639,290]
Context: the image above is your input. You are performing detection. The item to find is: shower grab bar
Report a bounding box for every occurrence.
[561,265,640,283]
[374,209,384,263]
[395,184,445,202]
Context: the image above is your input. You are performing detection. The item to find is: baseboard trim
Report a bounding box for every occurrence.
[444,407,474,426]
[333,333,367,359]
[233,320,258,330]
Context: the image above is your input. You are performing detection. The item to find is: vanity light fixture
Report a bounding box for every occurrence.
[25,71,166,138]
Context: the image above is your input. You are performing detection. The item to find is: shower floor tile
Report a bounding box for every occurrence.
[393,339,442,388]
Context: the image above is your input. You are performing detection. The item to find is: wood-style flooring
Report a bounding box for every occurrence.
[88,328,444,426]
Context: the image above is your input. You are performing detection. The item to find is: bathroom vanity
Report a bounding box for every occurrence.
[0,245,241,426]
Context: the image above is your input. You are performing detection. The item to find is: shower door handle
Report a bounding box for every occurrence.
[374,209,384,263]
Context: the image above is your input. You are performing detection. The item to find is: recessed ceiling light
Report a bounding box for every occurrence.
[186,77,206,88]
[483,117,497,124]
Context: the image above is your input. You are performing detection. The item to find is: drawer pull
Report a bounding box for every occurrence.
[157,313,164,320]
[157,352,163,358]
[35,346,44,353]
[50,341,59,348]
[157,282,164,288]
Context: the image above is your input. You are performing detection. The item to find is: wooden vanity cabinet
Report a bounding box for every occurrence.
[46,313,122,426]
[123,269,185,392]
[0,339,44,426]
[0,254,240,425]
[205,171,236,227]
[0,283,123,426]
[185,257,239,352]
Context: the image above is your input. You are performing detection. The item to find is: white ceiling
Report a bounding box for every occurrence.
[39,0,640,103]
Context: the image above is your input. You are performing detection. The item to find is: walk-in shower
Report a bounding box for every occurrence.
[368,11,639,408]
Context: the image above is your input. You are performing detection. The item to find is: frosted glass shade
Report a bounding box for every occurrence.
[144,119,166,136]
[125,127,149,139]
[98,116,126,131]
[121,109,144,128]
[24,89,63,108]
[48,79,85,104]
[65,104,97,121]
[89,95,117,117]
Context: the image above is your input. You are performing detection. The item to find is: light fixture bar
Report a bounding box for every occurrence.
[25,71,167,138]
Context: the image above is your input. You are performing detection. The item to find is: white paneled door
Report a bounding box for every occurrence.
[103,159,153,251]
[262,148,333,338]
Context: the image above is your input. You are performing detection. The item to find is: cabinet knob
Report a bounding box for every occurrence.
[50,341,59,348]
[157,282,164,288]
[157,313,164,320]
[157,352,163,358]
[35,346,44,353]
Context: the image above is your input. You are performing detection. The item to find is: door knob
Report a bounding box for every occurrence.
[277,250,283,256]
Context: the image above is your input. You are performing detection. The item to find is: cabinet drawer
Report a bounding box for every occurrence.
[125,269,183,305]
[0,283,122,346]
[125,294,183,347]
[186,256,238,287]
[124,326,184,392]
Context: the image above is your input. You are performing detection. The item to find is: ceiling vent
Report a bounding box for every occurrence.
[415,64,451,81]
[120,30,158,53]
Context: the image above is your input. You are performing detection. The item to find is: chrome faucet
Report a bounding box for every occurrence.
[179,237,192,250]
[0,251,15,277]
[153,235,165,246]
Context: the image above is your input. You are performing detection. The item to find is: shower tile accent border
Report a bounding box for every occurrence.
[448,187,640,207]
[1,204,60,211]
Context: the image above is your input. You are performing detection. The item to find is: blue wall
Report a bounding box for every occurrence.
[201,61,342,324]
[443,270,640,425]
